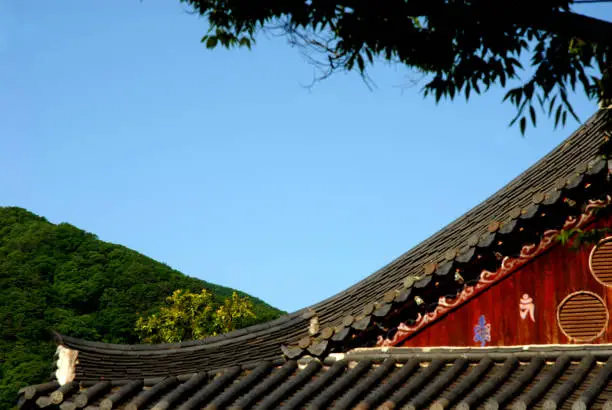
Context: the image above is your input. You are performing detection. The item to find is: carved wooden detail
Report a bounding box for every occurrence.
[377,196,612,347]
[589,237,612,287]
[557,291,608,342]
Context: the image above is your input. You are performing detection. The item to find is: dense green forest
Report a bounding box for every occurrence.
[0,207,283,408]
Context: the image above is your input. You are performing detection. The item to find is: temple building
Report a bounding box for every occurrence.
[18,108,612,409]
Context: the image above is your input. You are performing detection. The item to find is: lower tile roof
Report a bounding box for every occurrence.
[19,344,612,410]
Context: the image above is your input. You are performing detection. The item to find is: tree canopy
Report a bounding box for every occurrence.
[181,0,612,133]
[135,289,256,343]
[0,207,282,408]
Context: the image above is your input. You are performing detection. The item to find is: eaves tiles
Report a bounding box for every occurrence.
[16,110,612,410]
[52,109,612,381]
[19,345,612,410]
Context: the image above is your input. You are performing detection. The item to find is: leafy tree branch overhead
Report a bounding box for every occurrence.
[181,0,612,133]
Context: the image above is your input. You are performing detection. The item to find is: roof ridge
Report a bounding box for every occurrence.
[282,109,612,358]
[54,109,612,379]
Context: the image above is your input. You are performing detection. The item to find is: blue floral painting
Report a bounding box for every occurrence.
[473,315,491,347]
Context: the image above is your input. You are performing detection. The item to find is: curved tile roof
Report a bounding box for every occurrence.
[20,344,612,410]
[58,109,612,380]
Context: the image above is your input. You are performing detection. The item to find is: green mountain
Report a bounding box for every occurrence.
[0,207,283,408]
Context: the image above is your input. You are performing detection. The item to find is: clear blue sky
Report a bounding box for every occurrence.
[2,1,610,313]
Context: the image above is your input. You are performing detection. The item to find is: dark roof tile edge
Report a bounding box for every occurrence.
[320,345,612,364]
[287,141,612,356]
[57,310,308,352]
[44,109,612,377]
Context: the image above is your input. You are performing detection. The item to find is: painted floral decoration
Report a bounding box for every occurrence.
[473,315,491,347]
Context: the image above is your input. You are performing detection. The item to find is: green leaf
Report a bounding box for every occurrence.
[238,37,252,49]
[519,117,526,135]
[529,106,536,127]
[554,105,563,128]
[205,36,218,49]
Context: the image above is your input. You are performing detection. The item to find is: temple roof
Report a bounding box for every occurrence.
[19,344,612,410]
[53,109,612,379]
[16,108,612,409]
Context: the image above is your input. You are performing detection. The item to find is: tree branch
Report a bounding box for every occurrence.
[538,11,612,46]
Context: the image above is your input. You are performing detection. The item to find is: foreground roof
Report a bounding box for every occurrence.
[19,344,612,410]
[51,109,612,381]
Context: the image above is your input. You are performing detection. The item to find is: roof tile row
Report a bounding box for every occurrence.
[20,345,612,410]
[53,109,612,380]
[285,152,612,357]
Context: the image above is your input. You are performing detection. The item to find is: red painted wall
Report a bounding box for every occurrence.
[402,217,612,347]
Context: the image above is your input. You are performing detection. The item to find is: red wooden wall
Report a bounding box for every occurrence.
[401,216,612,347]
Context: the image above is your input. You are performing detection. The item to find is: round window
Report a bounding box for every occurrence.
[590,238,612,287]
[557,291,608,342]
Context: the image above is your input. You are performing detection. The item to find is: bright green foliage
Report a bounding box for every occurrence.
[215,291,257,334]
[556,226,612,250]
[0,207,283,409]
[135,289,255,343]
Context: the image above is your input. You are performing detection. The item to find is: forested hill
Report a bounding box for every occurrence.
[0,207,284,408]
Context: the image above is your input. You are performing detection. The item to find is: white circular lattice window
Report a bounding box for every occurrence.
[557,291,608,342]
[589,238,612,287]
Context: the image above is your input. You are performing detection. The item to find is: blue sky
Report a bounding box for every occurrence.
[2,1,611,313]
